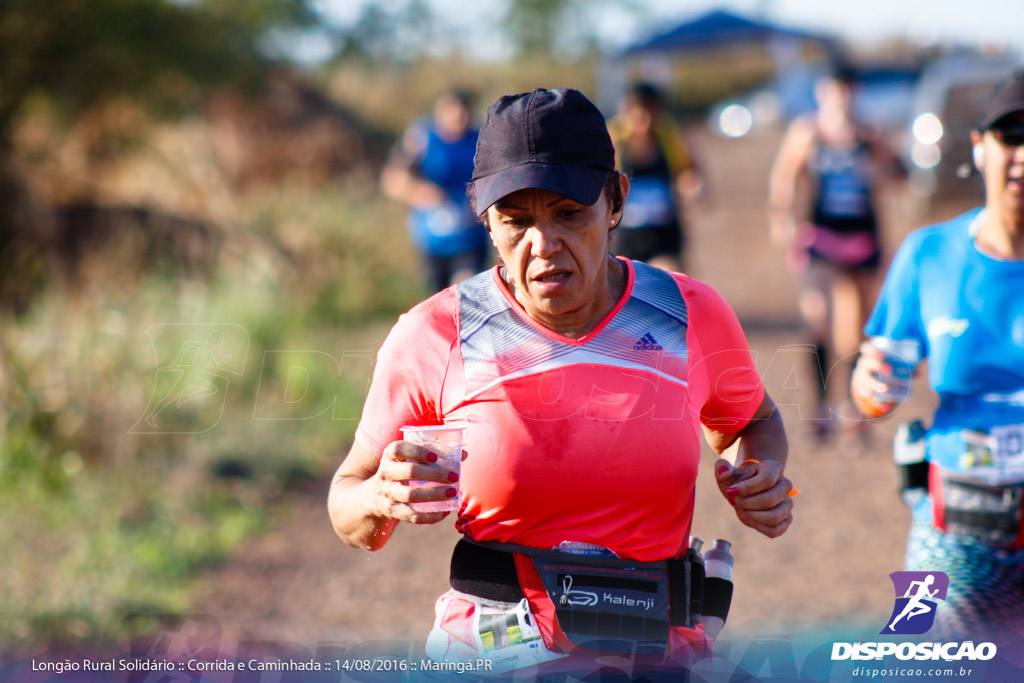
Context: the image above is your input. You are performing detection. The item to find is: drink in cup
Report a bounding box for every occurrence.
[864,337,921,417]
[400,422,467,512]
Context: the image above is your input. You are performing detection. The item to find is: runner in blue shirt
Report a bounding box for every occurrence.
[381,90,488,292]
[852,70,1024,638]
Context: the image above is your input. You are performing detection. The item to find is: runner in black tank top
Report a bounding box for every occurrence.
[768,67,906,444]
[609,82,704,273]
[807,133,882,271]
[615,136,684,263]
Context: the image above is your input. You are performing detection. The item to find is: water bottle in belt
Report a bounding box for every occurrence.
[894,419,928,508]
[697,539,734,640]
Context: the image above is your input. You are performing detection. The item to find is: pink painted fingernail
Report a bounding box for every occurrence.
[716,464,731,477]
[445,488,458,498]
[727,487,739,504]
[448,471,460,482]
[426,452,438,463]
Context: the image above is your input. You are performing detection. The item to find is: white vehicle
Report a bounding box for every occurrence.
[708,66,918,140]
[904,50,1021,200]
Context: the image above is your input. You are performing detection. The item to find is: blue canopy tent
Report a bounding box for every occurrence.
[624,9,832,56]
[598,9,836,114]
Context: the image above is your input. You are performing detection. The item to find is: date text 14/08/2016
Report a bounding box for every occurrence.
[339,659,494,674]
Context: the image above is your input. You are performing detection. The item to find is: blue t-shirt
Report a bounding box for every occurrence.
[866,208,1024,483]
[406,120,486,257]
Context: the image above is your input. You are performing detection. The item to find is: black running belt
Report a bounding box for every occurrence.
[449,537,524,603]
[448,538,693,628]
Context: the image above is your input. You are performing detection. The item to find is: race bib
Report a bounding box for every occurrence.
[472,599,564,674]
[960,423,1024,475]
[620,178,674,228]
[992,424,1024,464]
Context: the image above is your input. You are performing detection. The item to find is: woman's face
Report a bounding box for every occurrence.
[623,97,654,132]
[485,183,624,335]
[974,111,1024,228]
[815,78,853,115]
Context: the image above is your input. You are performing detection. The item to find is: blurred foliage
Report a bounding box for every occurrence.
[0,162,423,647]
[501,0,580,57]
[335,0,435,63]
[0,0,335,337]
[499,0,642,60]
[332,0,644,63]
[0,0,323,148]
[326,56,600,136]
[0,459,263,646]
[0,0,807,651]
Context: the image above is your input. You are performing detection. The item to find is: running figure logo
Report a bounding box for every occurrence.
[132,324,248,434]
[881,571,949,635]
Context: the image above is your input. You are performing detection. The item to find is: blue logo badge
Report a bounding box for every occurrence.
[634,333,663,351]
[880,571,949,635]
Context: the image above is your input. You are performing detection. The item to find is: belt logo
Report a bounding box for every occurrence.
[558,575,656,611]
[559,575,598,607]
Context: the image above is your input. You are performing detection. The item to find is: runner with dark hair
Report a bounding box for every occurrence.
[331,88,794,676]
[770,67,905,441]
[852,70,1024,638]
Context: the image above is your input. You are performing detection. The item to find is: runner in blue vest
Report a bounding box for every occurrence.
[852,70,1024,638]
[381,90,488,292]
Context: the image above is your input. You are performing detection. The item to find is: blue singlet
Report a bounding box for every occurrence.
[407,120,486,258]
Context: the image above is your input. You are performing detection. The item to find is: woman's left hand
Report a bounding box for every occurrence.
[714,458,794,538]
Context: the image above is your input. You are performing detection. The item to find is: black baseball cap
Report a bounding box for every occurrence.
[978,69,1024,131]
[471,88,615,213]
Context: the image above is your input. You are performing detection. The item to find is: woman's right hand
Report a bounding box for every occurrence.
[768,213,797,250]
[769,215,811,272]
[365,440,460,524]
[851,341,900,418]
[329,439,462,550]
[408,180,448,209]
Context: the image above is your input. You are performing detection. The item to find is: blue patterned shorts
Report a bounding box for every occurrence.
[905,518,1024,638]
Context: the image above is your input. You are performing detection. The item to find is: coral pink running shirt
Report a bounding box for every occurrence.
[355,259,764,561]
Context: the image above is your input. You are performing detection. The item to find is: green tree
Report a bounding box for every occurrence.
[328,0,644,64]
[0,0,329,312]
[335,0,436,62]
[500,0,643,59]
[0,0,322,153]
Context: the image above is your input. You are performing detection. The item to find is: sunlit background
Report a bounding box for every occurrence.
[0,0,1020,662]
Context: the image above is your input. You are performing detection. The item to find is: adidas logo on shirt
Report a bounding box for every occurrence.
[634,333,664,351]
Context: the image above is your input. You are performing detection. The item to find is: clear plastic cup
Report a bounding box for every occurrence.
[400,422,467,512]
[869,337,921,407]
